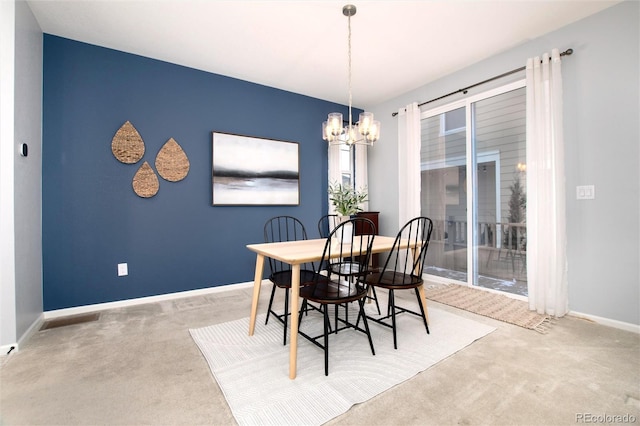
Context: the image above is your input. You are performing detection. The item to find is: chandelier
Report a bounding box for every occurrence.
[322,4,380,147]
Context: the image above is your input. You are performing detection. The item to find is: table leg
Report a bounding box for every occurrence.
[289,264,300,379]
[248,254,265,336]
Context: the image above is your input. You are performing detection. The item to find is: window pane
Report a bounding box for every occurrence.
[444,108,465,134]
[420,85,527,297]
[421,107,468,281]
[340,145,353,186]
[474,87,527,296]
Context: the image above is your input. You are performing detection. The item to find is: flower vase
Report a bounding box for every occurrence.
[336,215,353,246]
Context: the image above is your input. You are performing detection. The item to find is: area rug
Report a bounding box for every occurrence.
[190,305,495,426]
[425,283,550,332]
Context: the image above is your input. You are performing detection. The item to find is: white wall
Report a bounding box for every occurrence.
[0,0,18,349]
[14,0,43,339]
[0,0,43,349]
[367,1,639,326]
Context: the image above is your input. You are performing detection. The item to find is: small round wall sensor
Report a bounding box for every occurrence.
[19,143,28,157]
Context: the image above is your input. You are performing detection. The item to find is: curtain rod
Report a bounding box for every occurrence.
[391,48,573,117]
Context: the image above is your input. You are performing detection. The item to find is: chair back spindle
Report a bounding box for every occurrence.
[263,215,317,345]
[264,215,310,277]
[363,216,434,349]
[381,217,433,285]
[317,214,339,239]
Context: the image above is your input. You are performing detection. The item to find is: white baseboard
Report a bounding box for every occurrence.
[34,280,640,335]
[19,312,44,347]
[568,310,640,334]
[2,312,44,355]
[8,282,261,353]
[43,281,259,319]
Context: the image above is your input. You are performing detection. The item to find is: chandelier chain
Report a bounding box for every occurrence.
[347,12,353,129]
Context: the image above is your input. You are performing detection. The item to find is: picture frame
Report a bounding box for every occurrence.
[212,132,300,206]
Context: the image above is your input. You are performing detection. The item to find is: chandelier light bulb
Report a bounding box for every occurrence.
[366,120,380,143]
[328,113,343,136]
[358,112,373,136]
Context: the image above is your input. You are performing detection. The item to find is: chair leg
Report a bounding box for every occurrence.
[358,298,376,356]
[323,304,330,376]
[323,305,333,334]
[355,300,363,328]
[282,288,289,345]
[414,287,430,334]
[298,299,308,327]
[344,302,349,326]
[370,286,381,315]
[389,290,398,349]
[265,284,276,325]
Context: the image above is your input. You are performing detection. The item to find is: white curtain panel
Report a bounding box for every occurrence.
[327,143,342,214]
[525,49,568,317]
[354,144,369,211]
[398,102,421,229]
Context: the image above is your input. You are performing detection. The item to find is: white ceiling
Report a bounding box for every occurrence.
[27,0,620,107]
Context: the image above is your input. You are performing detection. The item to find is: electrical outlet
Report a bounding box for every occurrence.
[117,263,128,276]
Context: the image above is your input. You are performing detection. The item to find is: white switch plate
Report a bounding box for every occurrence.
[576,185,595,200]
[117,263,128,276]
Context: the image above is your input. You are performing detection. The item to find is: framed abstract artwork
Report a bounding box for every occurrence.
[212,132,300,206]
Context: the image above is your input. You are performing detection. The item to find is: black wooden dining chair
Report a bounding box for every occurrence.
[318,213,381,315]
[263,215,318,345]
[298,217,376,375]
[363,216,434,349]
[317,214,339,238]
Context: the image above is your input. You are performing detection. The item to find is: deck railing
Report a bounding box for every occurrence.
[430,217,526,252]
[427,217,528,294]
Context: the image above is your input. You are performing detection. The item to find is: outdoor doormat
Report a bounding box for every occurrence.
[425,284,551,332]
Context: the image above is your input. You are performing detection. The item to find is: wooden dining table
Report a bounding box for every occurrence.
[246,235,429,379]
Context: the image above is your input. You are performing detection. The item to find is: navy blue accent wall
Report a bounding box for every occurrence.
[43,35,355,310]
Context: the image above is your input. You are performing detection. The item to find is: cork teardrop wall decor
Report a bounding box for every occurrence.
[112,121,145,164]
[132,161,159,198]
[155,137,190,182]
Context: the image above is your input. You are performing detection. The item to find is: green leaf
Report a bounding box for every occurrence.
[327,181,368,215]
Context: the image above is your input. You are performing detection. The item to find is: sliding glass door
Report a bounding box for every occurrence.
[420,81,528,297]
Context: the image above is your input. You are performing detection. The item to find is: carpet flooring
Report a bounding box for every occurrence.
[1,286,638,425]
[190,305,495,426]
